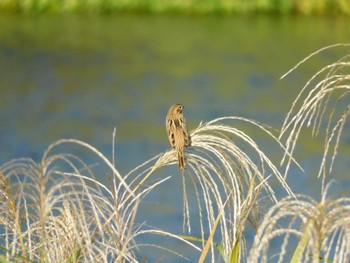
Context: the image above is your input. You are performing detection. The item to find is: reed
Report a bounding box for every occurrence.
[279,43,350,192]
[257,43,350,263]
[150,116,295,261]
[248,181,350,263]
[0,138,161,262]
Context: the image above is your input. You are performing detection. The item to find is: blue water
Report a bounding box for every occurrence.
[1,14,350,261]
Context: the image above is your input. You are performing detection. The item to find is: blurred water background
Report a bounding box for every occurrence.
[0,14,350,261]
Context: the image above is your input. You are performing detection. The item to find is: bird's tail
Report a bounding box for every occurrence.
[177,151,185,169]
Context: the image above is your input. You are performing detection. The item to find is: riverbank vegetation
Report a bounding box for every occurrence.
[0,0,350,15]
[1,44,350,262]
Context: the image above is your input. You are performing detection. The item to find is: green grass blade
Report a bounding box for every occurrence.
[290,220,312,263]
[198,191,233,263]
[198,208,222,263]
[230,236,240,263]
[0,246,36,263]
[0,255,11,263]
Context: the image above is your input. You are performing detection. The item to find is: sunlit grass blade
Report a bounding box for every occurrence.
[198,191,232,263]
[175,234,224,257]
[290,220,311,263]
[230,237,240,263]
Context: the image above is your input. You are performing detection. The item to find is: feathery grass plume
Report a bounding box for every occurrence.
[279,43,350,191]
[152,116,294,262]
[0,138,155,262]
[248,181,350,263]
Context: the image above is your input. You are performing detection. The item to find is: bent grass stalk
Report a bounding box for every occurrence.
[248,181,350,263]
[279,43,350,192]
[0,138,168,262]
[148,116,296,261]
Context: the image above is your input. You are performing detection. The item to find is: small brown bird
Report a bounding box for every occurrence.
[166,104,190,169]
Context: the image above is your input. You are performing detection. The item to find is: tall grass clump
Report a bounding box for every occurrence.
[246,43,350,263]
[279,43,350,191]
[143,116,296,262]
[0,138,167,262]
[248,181,350,263]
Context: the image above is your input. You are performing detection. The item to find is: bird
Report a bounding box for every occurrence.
[166,104,190,169]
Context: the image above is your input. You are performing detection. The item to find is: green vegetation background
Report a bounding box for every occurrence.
[1,0,350,15]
